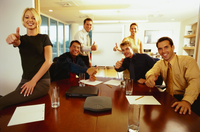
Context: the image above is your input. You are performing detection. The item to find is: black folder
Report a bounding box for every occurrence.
[65,86,99,97]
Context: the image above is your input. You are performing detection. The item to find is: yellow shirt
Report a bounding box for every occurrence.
[145,55,200,104]
[123,37,141,53]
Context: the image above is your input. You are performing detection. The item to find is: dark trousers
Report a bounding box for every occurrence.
[79,55,90,68]
[174,94,200,116]
[0,78,50,110]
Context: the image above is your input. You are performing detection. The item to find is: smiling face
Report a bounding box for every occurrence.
[121,44,134,58]
[83,20,92,32]
[130,25,138,36]
[157,40,175,62]
[23,10,37,30]
[69,42,81,58]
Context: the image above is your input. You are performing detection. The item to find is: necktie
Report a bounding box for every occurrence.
[70,58,76,78]
[166,62,173,96]
[87,34,91,58]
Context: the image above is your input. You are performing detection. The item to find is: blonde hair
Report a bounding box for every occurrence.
[22,8,41,32]
[120,41,133,49]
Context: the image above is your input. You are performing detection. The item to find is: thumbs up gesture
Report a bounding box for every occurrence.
[113,43,118,51]
[87,66,98,76]
[115,58,124,69]
[145,73,158,88]
[6,27,21,46]
[91,41,97,51]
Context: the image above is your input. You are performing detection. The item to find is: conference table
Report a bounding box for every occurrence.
[0,77,200,132]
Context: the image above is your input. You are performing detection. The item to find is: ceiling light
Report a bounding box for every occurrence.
[80,9,118,13]
[94,20,119,23]
[93,20,148,23]
[171,18,175,21]
[49,10,53,12]
[55,1,78,7]
[80,9,158,14]
[120,20,148,23]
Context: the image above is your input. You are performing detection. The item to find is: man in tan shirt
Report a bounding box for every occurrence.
[145,37,200,116]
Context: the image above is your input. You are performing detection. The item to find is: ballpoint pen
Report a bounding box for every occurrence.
[135,96,144,101]
[106,84,112,88]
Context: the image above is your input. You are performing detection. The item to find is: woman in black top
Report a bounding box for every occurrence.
[0,8,52,110]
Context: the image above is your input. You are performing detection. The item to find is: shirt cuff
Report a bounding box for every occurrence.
[182,96,195,105]
[82,46,91,52]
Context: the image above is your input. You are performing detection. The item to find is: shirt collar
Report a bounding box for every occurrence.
[130,53,136,61]
[82,28,88,34]
[67,52,77,62]
[170,54,176,66]
[163,54,176,66]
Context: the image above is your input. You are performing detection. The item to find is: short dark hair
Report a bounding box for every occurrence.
[70,40,81,47]
[120,41,132,49]
[156,37,174,48]
[130,23,138,29]
[84,18,93,24]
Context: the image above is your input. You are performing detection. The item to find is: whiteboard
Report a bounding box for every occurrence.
[92,32,123,66]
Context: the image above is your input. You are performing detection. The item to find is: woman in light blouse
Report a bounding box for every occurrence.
[113,23,143,53]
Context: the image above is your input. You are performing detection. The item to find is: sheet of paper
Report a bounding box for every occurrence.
[103,79,121,86]
[8,104,45,126]
[80,79,103,86]
[126,96,161,105]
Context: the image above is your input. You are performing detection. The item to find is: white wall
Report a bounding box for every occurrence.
[70,23,79,41]
[0,0,34,95]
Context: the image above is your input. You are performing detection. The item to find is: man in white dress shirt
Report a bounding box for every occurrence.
[74,18,98,67]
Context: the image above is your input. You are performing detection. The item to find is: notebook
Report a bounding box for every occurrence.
[65,86,99,97]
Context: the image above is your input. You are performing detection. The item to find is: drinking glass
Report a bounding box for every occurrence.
[51,86,60,108]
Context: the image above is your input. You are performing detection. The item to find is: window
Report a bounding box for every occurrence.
[65,25,70,52]
[40,15,48,35]
[58,22,64,55]
[50,19,57,59]
[40,15,69,59]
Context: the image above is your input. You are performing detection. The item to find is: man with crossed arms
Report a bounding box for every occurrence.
[145,37,200,116]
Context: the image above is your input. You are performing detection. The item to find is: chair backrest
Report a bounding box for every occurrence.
[49,63,56,82]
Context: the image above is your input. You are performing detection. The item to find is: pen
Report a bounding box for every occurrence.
[93,76,97,80]
[135,96,144,101]
[106,84,112,88]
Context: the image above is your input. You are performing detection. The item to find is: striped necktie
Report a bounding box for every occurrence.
[166,62,173,96]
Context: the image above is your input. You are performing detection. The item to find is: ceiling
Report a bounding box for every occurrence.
[40,0,200,24]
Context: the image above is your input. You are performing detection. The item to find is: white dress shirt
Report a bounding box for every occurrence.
[74,28,91,56]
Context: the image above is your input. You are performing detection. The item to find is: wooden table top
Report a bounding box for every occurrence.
[0,77,200,132]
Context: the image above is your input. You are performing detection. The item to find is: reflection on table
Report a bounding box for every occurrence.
[0,77,200,132]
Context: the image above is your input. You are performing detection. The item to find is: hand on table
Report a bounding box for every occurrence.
[137,78,146,84]
[171,100,191,115]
